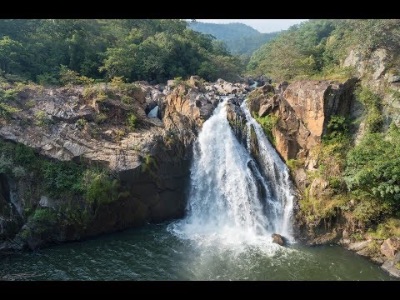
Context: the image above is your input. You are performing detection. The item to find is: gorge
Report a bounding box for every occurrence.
[0,19,400,280]
[0,75,398,280]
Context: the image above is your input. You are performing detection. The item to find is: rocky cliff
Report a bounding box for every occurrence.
[0,77,248,253]
[241,47,400,278]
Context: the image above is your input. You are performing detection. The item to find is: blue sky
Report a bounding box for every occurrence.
[195,19,308,33]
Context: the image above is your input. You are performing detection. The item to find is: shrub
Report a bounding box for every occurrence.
[0,102,20,118]
[255,114,279,144]
[83,169,120,205]
[76,118,87,130]
[324,115,349,143]
[345,127,400,204]
[355,86,383,133]
[31,208,58,224]
[35,111,51,126]
[95,112,107,124]
[126,113,137,130]
[59,65,95,86]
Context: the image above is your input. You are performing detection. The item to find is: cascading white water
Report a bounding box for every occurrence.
[241,100,294,239]
[170,98,295,249]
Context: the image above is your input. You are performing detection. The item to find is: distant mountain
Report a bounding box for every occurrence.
[188,21,279,56]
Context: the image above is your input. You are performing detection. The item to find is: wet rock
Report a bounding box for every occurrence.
[307,230,339,246]
[272,233,286,246]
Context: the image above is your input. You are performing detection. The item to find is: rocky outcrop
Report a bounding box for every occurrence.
[0,76,249,253]
[272,233,286,246]
[382,253,400,278]
[275,79,357,164]
[344,47,400,129]
[381,238,400,259]
[245,79,357,187]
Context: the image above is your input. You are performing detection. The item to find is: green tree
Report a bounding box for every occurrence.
[0,36,23,74]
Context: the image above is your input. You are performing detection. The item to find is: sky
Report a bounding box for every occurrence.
[195,19,308,33]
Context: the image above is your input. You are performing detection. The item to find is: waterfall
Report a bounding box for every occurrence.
[169,98,295,248]
[241,100,294,239]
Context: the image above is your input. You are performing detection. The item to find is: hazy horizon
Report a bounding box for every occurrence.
[193,19,308,33]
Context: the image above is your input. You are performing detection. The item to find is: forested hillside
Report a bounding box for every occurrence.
[247,19,400,81]
[189,21,279,56]
[0,19,242,84]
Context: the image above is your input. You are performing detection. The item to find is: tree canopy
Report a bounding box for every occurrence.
[0,19,243,84]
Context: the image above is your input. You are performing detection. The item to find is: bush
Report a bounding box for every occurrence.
[126,113,137,131]
[59,65,95,86]
[76,118,87,130]
[255,114,279,144]
[42,160,84,197]
[355,86,383,133]
[31,208,58,224]
[95,112,107,124]
[324,115,349,143]
[0,102,20,118]
[83,169,120,205]
[34,110,51,126]
[345,128,400,204]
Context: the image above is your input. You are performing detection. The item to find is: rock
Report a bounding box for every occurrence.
[348,240,371,252]
[261,84,275,94]
[343,48,388,80]
[342,229,350,239]
[370,256,386,265]
[381,252,400,278]
[387,75,400,83]
[380,237,400,259]
[278,81,289,93]
[247,78,357,164]
[370,49,388,80]
[39,196,53,208]
[307,230,339,246]
[272,233,286,246]
[189,76,204,91]
[309,178,329,199]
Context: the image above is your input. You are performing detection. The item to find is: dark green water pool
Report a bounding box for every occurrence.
[0,223,396,281]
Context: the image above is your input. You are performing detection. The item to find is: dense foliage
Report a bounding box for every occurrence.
[247,19,400,81]
[189,21,279,57]
[0,19,242,84]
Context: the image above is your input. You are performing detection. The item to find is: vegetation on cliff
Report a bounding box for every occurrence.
[247,19,400,81]
[247,19,400,254]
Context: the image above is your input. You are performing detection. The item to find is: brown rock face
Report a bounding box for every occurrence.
[381,238,400,259]
[278,79,357,162]
[0,77,249,252]
[246,79,357,191]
